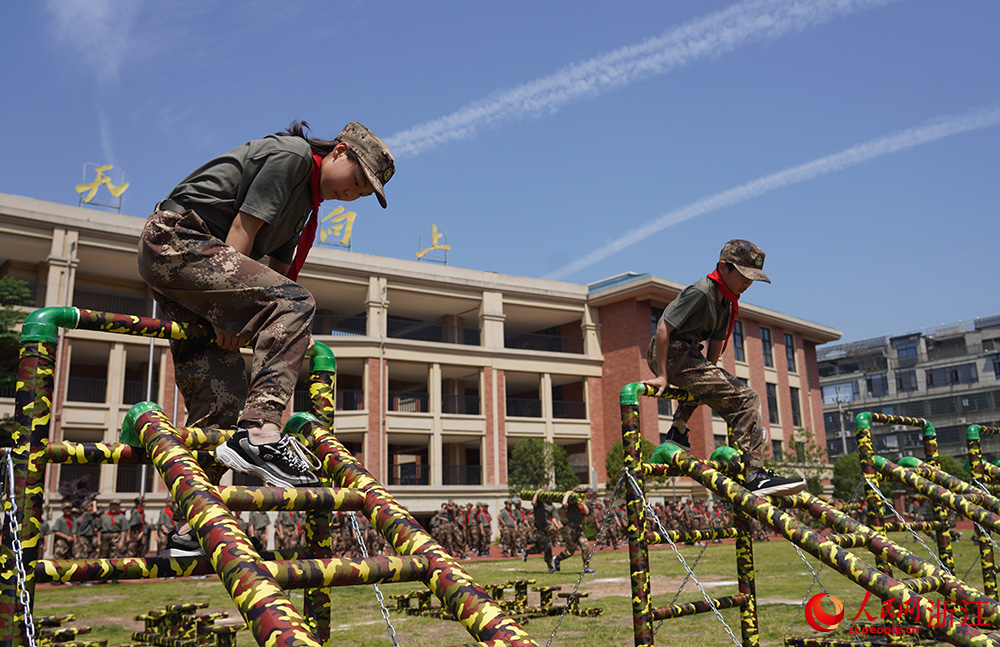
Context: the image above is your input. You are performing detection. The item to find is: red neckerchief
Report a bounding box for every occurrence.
[287,153,324,281]
[707,269,740,355]
[64,513,73,532]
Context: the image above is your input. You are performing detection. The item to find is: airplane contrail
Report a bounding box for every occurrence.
[386,0,903,158]
[544,103,1000,280]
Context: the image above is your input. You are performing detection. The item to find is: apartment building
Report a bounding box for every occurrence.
[818,316,1000,462]
[0,191,841,524]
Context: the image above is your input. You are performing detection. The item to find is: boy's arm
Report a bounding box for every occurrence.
[707,339,724,364]
[642,319,674,397]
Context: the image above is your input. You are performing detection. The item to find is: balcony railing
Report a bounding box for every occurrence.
[66,376,107,403]
[388,463,429,486]
[388,318,480,346]
[313,314,367,337]
[74,289,152,317]
[506,397,542,418]
[443,464,482,486]
[504,332,583,354]
[123,380,159,404]
[442,394,480,415]
[552,400,586,420]
[389,391,429,413]
[292,388,365,412]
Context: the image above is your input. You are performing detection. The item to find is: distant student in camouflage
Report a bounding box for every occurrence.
[74,498,99,559]
[553,489,596,574]
[644,239,804,497]
[276,510,300,551]
[98,500,127,559]
[51,503,75,560]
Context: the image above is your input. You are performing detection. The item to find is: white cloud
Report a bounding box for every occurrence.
[545,103,1000,280]
[387,0,902,158]
[45,0,144,86]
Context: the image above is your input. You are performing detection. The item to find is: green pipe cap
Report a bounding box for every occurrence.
[307,341,336,372]
[854,411,872,431]
[873,454,889,469]
[967,425,981,441]
[922,421,936,438]
[620,382,646,406]
[710,445,741,463]
[284,411,320,437]
[898,456,922,469]
[20,306,80,343]
[120,401,163,447]
[649,441,682,465]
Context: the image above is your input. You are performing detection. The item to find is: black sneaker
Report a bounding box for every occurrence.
[663,426,691,451]
[162,530,203,558]
[745,468,806,497]
[215,429,322,488]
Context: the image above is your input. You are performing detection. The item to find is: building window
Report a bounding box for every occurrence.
[771,440,783,461]
[896,341,918,366]
[822,381,860,405]
[714,434,729,449]
[961,393,990,412]
[657,398,672,416]
[766,383,779,425]
[789,386,802,427]
[994,356,1000,379]
[896,370,918,393]
[928,397,957,416]
[651,306,664,334]
[925,363,978,388]
[899,400,925,418]
[785,333,796,372]
[733,320,745,362]
[866,373,889,398]
[761,327,773,368]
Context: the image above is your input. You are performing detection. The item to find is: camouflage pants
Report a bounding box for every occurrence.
[99,533,123,559]
[500,525,516,554]
[53,538,73,560]
[557,523,591,563]
[138,206,315,429]
[649,339,764,469]
[74,535,96,559]
[527,526,553,567]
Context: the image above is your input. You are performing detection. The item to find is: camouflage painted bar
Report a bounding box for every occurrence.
[216,485,365,512]
[128,405,323,647]
[289,413,538,647]
[874,456,1000,536]
[854,412,895,577]
[36,556,215,583]
[900,458,1000,517]
[1,337,58,647]
[40,642,106,647]
[44,442,216,468]
[130,632,197,647]
[966,425,998,599]
[39,627,89,641]
[74,309,213,343]
[517,490,587,505]
[899,574,949,595]
[734,504,760,647]
[788,493,1000,624]
[654,446,1000,646]
[620,384,654,647]
[917,421,958,581]
[263,555,431,589]
[34,616,76,628]
[651,594,747,621]
[646,527,739,545]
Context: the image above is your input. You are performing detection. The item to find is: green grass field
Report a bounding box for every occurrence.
[32,531,991,647]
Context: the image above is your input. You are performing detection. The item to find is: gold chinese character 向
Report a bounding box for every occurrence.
[319,206,357,246]
[416,224,451,259]
[75,164,129,203]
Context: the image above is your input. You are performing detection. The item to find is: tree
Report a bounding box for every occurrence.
[507,438,578,495]
[0,274,32,395]
[603,438,662,492]
[764,427,829,496]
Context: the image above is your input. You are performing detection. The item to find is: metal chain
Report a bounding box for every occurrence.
[3,449,37,647]
[625,471,743,647]
[863,476,951,574]
[784,543,865,646]
[544,471,627,647]
[967,479,1000,563]
[349,512,399,647]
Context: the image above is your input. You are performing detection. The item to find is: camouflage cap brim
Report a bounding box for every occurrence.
[733,264,771,283]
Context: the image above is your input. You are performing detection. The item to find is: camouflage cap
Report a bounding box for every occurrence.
[336,121,395,209]
[719,239,770,283]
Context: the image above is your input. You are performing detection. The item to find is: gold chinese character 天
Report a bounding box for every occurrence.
[319,206,357,245]
[416,224,451,259]
[75,164,129,203]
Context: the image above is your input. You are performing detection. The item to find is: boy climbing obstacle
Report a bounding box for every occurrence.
[138,120,394,556]
[643,239,805,497]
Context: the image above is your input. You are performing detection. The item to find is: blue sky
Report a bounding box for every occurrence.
[3,0,998,346]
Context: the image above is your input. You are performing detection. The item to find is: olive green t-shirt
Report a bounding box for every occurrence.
[168,135,314,265]
[658,276,732,344]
